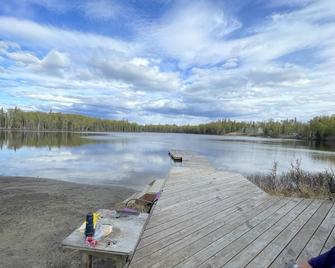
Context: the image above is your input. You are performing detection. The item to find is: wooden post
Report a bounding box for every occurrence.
[81,252,93,268]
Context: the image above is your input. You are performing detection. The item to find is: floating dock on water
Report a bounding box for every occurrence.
[128,150,335,268]
[168,150,183,162]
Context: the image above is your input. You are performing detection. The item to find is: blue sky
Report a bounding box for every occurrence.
[0,0,334,124]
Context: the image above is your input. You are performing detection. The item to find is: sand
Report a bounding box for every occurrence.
[0,176,134,268]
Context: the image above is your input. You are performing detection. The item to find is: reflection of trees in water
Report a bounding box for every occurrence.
[311,153,335,163]
[304,141,335,163]
[0,131,98,150]
[307,140,335,152]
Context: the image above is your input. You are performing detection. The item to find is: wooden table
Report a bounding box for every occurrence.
[62,209,148,268]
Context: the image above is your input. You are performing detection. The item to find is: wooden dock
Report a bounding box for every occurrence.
[168,150,183,162]
[128,150,335,268]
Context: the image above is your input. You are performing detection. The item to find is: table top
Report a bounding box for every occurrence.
[62,209,148,256]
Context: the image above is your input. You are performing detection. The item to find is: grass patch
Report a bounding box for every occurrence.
[247,160,335,199]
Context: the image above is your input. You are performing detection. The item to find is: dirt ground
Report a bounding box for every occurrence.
[0,176,134,268]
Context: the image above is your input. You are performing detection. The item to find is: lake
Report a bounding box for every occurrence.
[1,131,335,190]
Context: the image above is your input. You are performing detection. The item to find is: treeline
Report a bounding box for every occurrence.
[0,108,139,132]
[1,108,335,141]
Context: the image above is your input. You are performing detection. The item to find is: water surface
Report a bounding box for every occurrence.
[1,131,334,190]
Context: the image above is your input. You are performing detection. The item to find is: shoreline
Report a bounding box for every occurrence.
[2,128,335,142]
[0,176,135,268]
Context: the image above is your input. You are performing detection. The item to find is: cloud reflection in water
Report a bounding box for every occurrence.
[0,132,335,190]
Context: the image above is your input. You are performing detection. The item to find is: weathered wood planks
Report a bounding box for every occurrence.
[168,150,183,162]
[128,150,335,268]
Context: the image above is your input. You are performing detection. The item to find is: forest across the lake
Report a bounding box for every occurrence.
[1,107,335,141]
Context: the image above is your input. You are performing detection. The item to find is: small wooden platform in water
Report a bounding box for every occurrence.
[129,150,335,268]
[168,150,183,162]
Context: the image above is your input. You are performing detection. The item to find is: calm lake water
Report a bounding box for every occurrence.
[1,131,335,190]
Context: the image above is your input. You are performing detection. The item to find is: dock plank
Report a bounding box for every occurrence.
[244,200,322,268]
[134,196,271,259]
[127,151,334,268]
[131,196,275,267]
[145,185,259,231]
[139,189,262,246]
[297,202,335,262]
[182,199,300,268]
[198,199,311,268]
[321,220,335,254]
[270,201,333,267]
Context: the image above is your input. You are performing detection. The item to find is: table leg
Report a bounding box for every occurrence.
[112,255,127,268]
[81,252,93,268]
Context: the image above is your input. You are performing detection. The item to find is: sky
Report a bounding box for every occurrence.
[0,0,334,124]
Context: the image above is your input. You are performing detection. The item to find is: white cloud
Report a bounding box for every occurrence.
[25,93,82,107]
[6,51,39,65]
[2,46,69,76]
[90,56,181,92]
[0,38,184,122]
[141,1,242,66]
[140,0,335,69]
[82,0,124,21]
[130,57,150,67]
[0,40,20,52]
[0,16,134,54]
[182,58,335,121]
[146,99,186,110]
[36,50,69,76]
[41,50,68,69]
[0,0,335,124]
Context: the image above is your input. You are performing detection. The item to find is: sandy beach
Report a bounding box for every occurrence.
[0,176,134,268]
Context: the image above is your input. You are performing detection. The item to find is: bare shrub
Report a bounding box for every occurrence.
[247,160,335,199]
[247,162,277,194]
